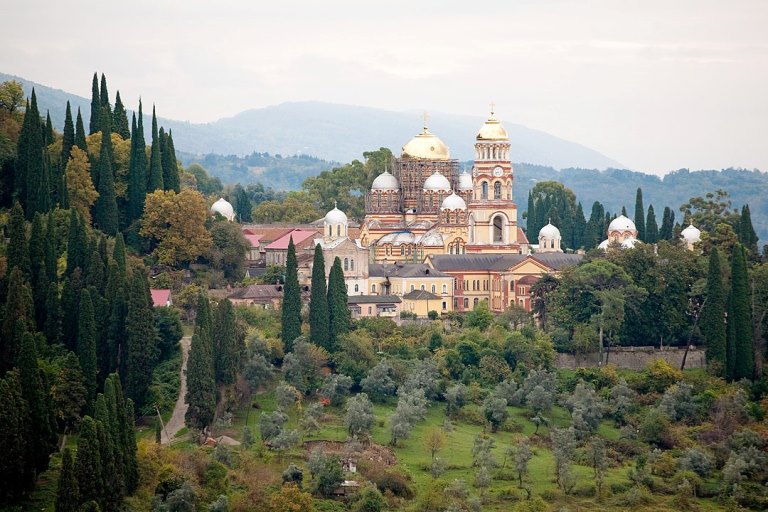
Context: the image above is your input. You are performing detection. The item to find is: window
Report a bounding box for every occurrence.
[350,259,354,270]
[372,284,377,293]
[410,285,415,292]
[377,194,381,208]
[442,284,447,294]
[337,225,340,236]
[431,285,436,293]
[481,181,488,200]
[510,281,514,291]
[493,215,504,242]
[494,181,501,199]
[368,306,372,314]
[401,246,405,256]
[354,284,359,292]
[344,258,349,271]
[442,301,447,310]
[328,226,332,236]
[420,284,425,291]
[474,298,479,306]
[463,298,469,308]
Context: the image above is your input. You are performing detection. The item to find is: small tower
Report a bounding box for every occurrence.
[680,223,701,251]
[324,202,348,241]
[538,221,562,253]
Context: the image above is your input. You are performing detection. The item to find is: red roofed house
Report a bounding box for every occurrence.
[241,229,264,263]
[265,229,319,266]
[150,289,172,307]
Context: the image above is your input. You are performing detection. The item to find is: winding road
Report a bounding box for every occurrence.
[161,335,191,444]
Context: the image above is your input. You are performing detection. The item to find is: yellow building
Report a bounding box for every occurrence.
[367,262,453,317]
[359,111,528,262]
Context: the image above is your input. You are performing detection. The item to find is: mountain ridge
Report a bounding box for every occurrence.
[1,72,623,170]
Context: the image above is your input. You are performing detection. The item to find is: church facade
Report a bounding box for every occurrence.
[359,112,528,264]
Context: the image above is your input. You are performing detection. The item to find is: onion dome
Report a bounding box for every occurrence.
[211,197,235,221]
[538,223,561,239]
[324,205,348,225]
[476,111,509,141]
[371,170,400,191]
[402,125,450,160]
[423,171,451,192]
[681,223,701,243]
[440,192,467,210]
[458,170,473,191]
[608,215,637,233]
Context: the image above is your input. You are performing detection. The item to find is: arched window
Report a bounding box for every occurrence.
[493,215,504,242]
[400,246,405,256]
[474,298,479,306]
[328,226,332,236]
[420,284,425,291]
[354,284,359,292]
[377,194,381,208]
[494,181,501,199]
[372,284,377,293]
[463,298,469,309]
[350,259,354,270]
[481,182,488,200]
[442,284,447,294]
[431,284,436,293]
[337,225,341,236]
[344,258,349,271]
[410,285,415,292]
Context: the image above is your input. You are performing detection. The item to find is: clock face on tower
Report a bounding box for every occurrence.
[492,166,504,177]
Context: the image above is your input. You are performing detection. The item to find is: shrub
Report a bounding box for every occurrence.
[678,448,713,477]
[362,465,414,499]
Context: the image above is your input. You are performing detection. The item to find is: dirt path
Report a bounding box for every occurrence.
[161,335,191,444]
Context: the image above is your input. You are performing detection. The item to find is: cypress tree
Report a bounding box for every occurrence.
[127,113,145,223]
[728,244,753,380]
[701,248,726,375]
[739,204,758,254]
[233,184,251,222]
[94,393,122,509]
[89,73,100,134]
[327,256,349,351]
[106,373,137,493]
[19,331,58,475]
[93,107,119,235]
[75,416,103,505]
[122,270,158,409]
[572,202,586,249]
[74,107,87,151]
[526,190,535,236]
[165,130,180,193]
[112,91,130,139]
[645,204,659,244]
[7,202,30,275]
[113,232,126,274]
[99,73,111,122]
[214,299,239,385]
[55,448,80,512]
[65,209,87,275]
[147,106,163,191]
[45,110,54,145]
[281,237,302,352]
[102,262,125,377]
[621,206,627,217]
[60,269,83,352]
[0,373,30,502]
[23,90,50,217]
[29,213,48,329]
[584,201,605,249]
[309,244,330,350]
[659,206,675,241]
[78,289,98,409]
[44,283,62,345]
[61,101,75,165]
[185,294,216,430]
[1,268,32,372]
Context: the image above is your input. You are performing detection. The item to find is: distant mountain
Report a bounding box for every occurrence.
[1,72,623,170]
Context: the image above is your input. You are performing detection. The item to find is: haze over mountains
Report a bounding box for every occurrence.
[1,72,622,170]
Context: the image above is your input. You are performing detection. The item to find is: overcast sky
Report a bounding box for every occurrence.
[3,0,767,174]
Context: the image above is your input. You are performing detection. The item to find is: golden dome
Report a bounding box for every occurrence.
[402,126,450,160]
[476,112,509,141]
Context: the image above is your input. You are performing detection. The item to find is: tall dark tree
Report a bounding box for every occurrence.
[160,128,179,192]
[65,209,88,275]
[112,91,130,139]
[44,110,54,145]
[147,106,163,191]
[22,90,50,217]
[89,73,100,134]
[75,416,103,505]
[526,190,536,236]
[55,448,80,512]
[739,204,758,254]
[77,290,98,409]
[214,299,240,385]
[281,237,302,352]
[701,247,726,375]
[571,202,586,249]
[92,108,119,235]
[44,282,62,346]
[6,202,29,275]
[19,332,57,475]
[61,101,75,165]
[645,204,659,244]
[113,232,126,273]
[584,201,606,249]
[185,294,216,430]
[327,256,350,351]
[659,206,675,241]
[61,270,83,352]
[105,373,137,493]
[233,184,251,222]
[309,244,330,350]
[122,271,158,409]
[1,268,31,373]
[0,373,30,502]
[99,73,111,123]
[28,213,48,329]
[74,107,87,151]
[728,243,753,380]
[127,110,146,224]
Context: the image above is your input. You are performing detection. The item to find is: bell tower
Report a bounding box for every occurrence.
[467,107,520,251]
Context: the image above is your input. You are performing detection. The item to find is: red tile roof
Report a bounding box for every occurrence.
[243,233,262,248]
[150,289,171,307]
[265,229,318,250]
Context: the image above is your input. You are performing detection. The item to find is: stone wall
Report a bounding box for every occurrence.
[555,346,706,371]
